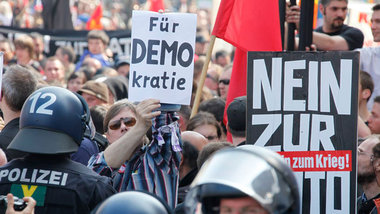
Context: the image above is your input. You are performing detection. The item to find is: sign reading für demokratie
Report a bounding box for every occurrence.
[246,51,358,214]
[129,11,196,105]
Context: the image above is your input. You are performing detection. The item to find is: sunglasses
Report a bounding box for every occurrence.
[219,79,230,85]
[108,117,137,130]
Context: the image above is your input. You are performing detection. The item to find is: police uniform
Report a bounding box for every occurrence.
[0,155,115,213]
[0,87,116,213]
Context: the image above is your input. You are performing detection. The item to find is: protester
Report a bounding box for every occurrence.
[0,86,116,213]
[0,65,38,161]
[196,141,234,169]
[358,4,380,110]
[88,99,182,208]
[287,0,364,50]
[218,64,232,100]
[114,56,130,78]
[198,97,226,134]
[55,45,76,78]
[227,96,247,146]
[0,39,15,68]
[103,76,129,104]
[178,105,191,132]
[357,135,380,214]
[186,112,223,142]
[78,80,110,108]
[13,34,43,73]
[204,64,222,95]
[195,35,207,57]
[30,32,47,68]
[67,70,87,93]
[368,96,380,134]
[359,71,374,123]
[178,131,207,204]
[214,50,231,68]
[76,30,112,70]
[44,56,66,87]
[185,145,300,214]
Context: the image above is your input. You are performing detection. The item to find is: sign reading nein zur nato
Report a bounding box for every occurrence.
[246,52,358,214]
[129,11,196,105]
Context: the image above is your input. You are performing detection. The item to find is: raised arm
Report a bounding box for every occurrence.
[103,99,161,168]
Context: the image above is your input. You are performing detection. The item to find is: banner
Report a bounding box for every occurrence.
[0,26,131,62]
[246,51,359,214]
[129,11,196,105]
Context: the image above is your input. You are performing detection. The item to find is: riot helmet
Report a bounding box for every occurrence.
[184,145,300,214]
[8,86,90,154]
[95,191,173,214]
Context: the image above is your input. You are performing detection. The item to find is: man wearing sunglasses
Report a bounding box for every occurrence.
[357,135,380,214]
[218,64,232,100]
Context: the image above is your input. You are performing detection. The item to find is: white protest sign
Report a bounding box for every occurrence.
[129,11,196,105]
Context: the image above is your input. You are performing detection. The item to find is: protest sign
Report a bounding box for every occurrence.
[128,11,196,105]
[246,51,358,214]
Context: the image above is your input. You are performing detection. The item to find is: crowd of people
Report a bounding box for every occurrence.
[0,0,378,213]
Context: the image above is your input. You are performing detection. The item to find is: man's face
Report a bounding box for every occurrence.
[219,197,269,214]
[81,92,105,108]
[357,137,378,185]
[88,38,105,55]
[321,0,347,31]
[371,10,380,42]
[44,59,65,83]
[368,103,380,133]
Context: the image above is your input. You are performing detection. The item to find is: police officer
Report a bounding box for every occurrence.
[95,191,173,214]
[184,145,300,214]
[0,86,116,213]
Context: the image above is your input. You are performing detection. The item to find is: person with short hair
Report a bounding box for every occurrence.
[55,45,76,77]
[218,64,232,100]
[287,0,364,50]
[357,135,380,213]
[358,4,380,110]
[44,56,66,87]
[368,96,380,134]
[76,30,112,70]
[227,96,247,146]
[0,65,38,161]
[359,71,374,122]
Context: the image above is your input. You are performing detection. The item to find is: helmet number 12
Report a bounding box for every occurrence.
[29,92,57,115]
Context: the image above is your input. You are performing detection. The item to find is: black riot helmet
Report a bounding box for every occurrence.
[95,191,173,214]
[184,145,300,214]
[8,86,90,154]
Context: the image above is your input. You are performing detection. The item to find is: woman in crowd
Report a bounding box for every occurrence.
[88,99,182,208]
[186,111,223,142]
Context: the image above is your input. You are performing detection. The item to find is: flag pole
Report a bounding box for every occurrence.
[190,35,216,118]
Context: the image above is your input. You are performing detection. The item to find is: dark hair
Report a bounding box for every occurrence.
[67,70,87,83]
[186,112,223,140]
[360,71,374,101]
[215,50,228,60]
[374,96,380,104]
[197,141,233,169]
[182,141,199,169]
[90,105,109,134]
[321,0,347,7]
[372,136,380,158]
[57,46,76,63]
[373,3,380,11]
[199,98,225,123]
[14,34,35,59]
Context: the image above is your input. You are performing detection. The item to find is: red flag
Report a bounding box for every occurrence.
[86,4,103,30]
[149,0,165,12]
[212,0,282,141]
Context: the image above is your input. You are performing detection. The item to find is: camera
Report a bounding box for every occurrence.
[0,195,27,211]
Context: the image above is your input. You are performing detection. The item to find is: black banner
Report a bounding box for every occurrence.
[0,26,132,62]
[246,51,359,214]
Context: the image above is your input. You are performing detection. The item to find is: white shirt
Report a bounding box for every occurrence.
[358,46,380,110]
